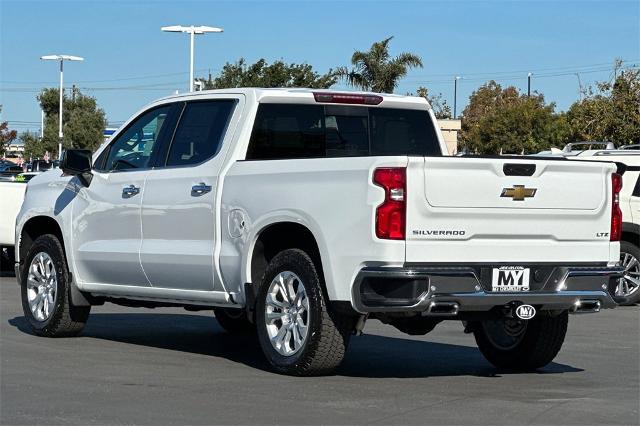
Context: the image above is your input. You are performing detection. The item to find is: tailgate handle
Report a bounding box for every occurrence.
[503,163,536,176]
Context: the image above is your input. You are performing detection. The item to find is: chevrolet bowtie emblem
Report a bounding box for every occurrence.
[501,185,537,201]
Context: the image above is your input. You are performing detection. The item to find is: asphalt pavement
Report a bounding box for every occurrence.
[1,273,638,425]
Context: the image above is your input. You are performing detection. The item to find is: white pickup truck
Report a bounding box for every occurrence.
[14,89,624,375]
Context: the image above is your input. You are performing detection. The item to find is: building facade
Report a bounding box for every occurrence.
[437,119,461,155]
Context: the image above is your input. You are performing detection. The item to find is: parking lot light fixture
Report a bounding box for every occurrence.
[40,54,84,159]
[454,76,461,119]
[161,25,223,92]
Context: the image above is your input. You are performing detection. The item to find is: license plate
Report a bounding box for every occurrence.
[491,266,530,292]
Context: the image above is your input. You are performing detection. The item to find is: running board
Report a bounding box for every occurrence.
[79,282,241,308]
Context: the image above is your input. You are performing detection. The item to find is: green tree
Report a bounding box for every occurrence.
[0,107,18,156]
[566,65,640,146]
[200,58,337,89]
[38,87,107,154]
[336,37,423,93]
[414,87,452,119]
[459,81,569,154]
[20,131,45,159]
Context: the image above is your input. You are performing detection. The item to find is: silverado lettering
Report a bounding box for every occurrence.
[413,230,466,236]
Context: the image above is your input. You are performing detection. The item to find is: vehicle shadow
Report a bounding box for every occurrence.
[8,313,583,378]
[53,178,81,215]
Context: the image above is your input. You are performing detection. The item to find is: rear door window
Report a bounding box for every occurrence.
[165,100,236,167]
[246,103,441,160]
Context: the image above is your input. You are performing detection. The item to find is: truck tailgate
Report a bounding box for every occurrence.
[405,157,617,264]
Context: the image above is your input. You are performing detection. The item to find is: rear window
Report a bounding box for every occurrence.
[246,103,441,160]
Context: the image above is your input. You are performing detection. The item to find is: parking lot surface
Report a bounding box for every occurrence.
[1,274,638,425]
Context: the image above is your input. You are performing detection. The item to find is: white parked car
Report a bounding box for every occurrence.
[0,180,27,268]
[13,89,624,375]
[1,168,57,268]
[569,150,640,304]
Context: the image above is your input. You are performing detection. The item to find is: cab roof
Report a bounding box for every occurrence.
[155,87,432,110]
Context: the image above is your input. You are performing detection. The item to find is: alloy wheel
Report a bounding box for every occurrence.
[264,271,309,356]
[616,251,640,298]
[26,252,57,322]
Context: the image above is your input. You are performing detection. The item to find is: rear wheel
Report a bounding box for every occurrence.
[20,234,90,337]
[213,308,255,334]
[614,241,640,305]
[473,311,568,370]
[255,249,353,376]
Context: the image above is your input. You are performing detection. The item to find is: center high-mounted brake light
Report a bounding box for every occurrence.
[373,167,406,240]
[313,92,383,105]
[610,173,623,241]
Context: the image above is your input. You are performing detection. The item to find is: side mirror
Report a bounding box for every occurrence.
[60,149,93,186]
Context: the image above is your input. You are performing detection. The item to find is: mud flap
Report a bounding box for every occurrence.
[68,272,91,307]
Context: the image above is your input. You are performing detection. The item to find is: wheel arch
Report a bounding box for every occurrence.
[19,215,65,265]
[247,221,329,298]
[17,215,90,307]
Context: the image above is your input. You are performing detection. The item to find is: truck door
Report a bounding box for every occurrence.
[72,104,176,286]
[140,96,242,291]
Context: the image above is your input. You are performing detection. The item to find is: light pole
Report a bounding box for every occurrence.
[161,25,223,92]
[453,76,461,119]
[40,54,84,159]
[527,72,532,97]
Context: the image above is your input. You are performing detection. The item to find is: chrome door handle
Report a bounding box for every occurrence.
[122,185,140,198]
[191,183,212,196]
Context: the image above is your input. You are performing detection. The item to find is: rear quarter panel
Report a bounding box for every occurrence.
[220,156,407,301]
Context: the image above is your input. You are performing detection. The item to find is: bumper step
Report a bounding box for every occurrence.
[352,265,623,314]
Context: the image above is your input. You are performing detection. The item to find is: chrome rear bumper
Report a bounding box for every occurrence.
[352,265,623,314]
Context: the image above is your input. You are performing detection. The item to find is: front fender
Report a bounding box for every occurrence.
[15,172,78,265]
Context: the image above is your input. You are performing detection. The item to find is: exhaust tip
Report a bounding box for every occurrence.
[427,301,459,316]
[571,299,601,314]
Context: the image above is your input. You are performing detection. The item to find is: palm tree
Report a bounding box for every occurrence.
[336,37,423,93]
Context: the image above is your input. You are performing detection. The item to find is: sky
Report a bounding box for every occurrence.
[1,0,639,135]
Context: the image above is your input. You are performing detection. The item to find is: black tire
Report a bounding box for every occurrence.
[255,249,354,376]
[213,307,255,334]
[20,234,90,337]
[615,241,640,306]
[473,311,568,370]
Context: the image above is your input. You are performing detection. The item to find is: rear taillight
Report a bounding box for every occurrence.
[313,92,383,105]
[373,167,406,240]
[611,173,623,241]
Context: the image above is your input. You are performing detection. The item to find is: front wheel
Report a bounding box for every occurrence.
[21,234,90,337]
[255,249,353,376]
[473,311,568,370]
